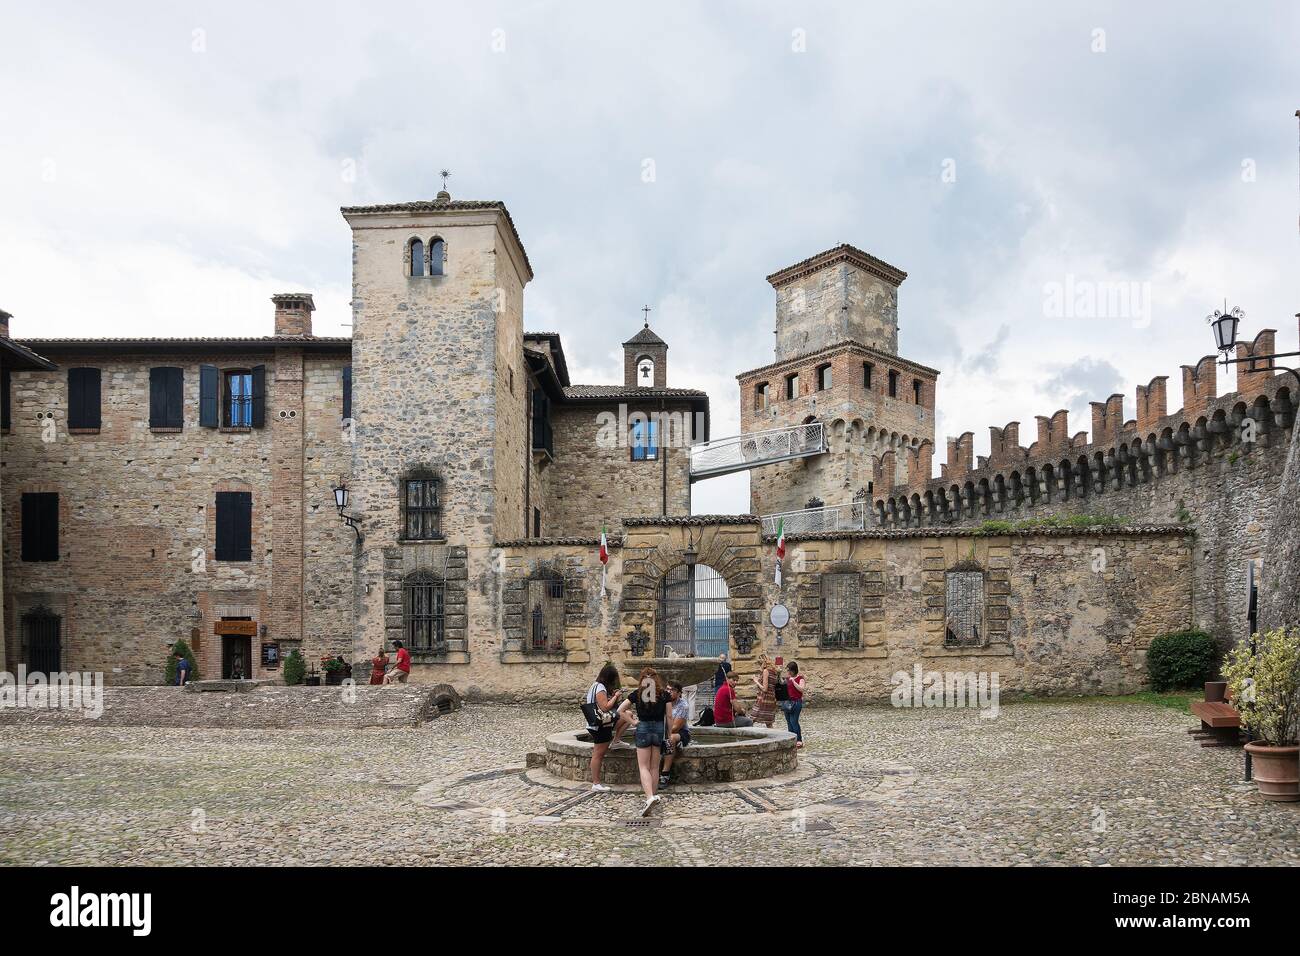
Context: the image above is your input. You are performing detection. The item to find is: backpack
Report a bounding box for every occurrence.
[774,677,789,702]
[695,705,715,727]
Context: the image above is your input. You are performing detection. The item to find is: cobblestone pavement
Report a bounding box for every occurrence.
[0,698,1297,866]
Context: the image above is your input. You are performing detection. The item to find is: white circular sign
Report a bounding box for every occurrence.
[769,603,790,629]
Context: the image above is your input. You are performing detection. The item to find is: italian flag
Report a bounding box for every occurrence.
[599,525,609,597]
[774,518,786,587]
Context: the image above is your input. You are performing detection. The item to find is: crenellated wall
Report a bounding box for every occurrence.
[874,334,1297,649]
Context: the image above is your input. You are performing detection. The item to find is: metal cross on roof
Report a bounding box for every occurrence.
[641,304,651,326]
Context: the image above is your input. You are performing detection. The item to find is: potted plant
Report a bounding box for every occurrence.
[1221,627,1300,802]
[322,655,347,686]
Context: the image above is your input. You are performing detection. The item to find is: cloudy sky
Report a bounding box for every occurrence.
[2,2,1297,513]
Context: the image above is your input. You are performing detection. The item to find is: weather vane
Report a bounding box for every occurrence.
[439,169,451,191]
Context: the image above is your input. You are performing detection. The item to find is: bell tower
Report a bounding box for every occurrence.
[623,316,667,388]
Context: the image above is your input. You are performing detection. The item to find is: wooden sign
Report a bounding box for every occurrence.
[214,620,258,636]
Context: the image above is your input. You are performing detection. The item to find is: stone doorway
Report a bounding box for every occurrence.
[656,563,730,658]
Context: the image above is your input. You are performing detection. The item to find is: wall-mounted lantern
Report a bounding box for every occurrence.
[332,481,363,539]
[1208,304,1300,387]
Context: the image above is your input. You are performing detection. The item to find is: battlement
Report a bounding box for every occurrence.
[879,331,1298,527]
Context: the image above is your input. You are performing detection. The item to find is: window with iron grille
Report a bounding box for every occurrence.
[820,573,861,648]
[404,572,445,651]
[223,370,253,427]
[526,575,566,652]
[402,477,442,540]
[945,570,986,647]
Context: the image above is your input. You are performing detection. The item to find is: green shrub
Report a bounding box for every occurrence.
[283,650,306,686]
[165,638,198,685]
[1147,630,1218,691]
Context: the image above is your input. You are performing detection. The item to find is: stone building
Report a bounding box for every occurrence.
[0,189,1292,700]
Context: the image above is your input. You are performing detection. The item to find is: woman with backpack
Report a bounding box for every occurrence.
[583,663,633,791]
[750,653,777,728]
[781,660,807,749]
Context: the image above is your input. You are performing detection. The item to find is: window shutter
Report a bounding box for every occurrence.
[165,367,184,427]
[342,365,352,420]
[215,491,252,562]
[149,368,166,427]
[199,365,218,427]
[1,367,10,430]
[233,492,252,561]
[250,365,266,428]
[68,368,101,429]
[21,492,58,562]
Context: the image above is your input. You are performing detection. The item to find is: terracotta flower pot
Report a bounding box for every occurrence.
[1243,743,1300,802]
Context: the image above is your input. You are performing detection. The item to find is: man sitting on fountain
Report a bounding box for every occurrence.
[713,670,753,728]
[659,682,691,787]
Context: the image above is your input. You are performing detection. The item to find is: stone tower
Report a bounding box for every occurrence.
[737,244,938,519]
[341,191,533,666]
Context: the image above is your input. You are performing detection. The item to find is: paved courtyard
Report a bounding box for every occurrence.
[1,697,1297,866]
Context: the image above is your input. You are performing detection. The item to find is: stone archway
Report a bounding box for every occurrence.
[656,563,730,657]
[618,518,765,662]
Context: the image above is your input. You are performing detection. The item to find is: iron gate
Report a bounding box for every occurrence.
[22,607,62,674]
[656,563,729,658]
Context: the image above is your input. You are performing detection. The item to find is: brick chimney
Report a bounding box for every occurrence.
[272,293,314,337]
[0,309,10,338]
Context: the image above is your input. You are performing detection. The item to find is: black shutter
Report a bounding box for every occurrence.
[215,491,253,562]
[149,368,167,427]
[250,364,266,428]
[234,493,252,560]
[21,492,58,562]
[342,365,352,420]
[68,368,101,429]
[165,367,183,427]
[2,367,10,430]
[199,365,218,427]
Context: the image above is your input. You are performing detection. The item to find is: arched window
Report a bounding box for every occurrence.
[429,237,445,276]
[408,238,425,277]
[404,571,445,651]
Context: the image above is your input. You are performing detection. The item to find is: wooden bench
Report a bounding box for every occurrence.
[1189,700,1243,747]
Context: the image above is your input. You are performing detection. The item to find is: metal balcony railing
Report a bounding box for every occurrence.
[688,422,827,479]
[760,501,869,537]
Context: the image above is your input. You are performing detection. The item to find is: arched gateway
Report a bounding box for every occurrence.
[655,563,730,658]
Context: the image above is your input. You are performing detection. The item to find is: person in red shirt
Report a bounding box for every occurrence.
[383,640,411,684]
[782,660,807,748]
[713,671,753,728]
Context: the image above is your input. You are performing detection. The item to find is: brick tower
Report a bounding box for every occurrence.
[736,244,938,519]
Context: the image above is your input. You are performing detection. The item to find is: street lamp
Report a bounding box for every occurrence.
[1207,304,1300,388]
[331,481,362,539]
[1208,304,1243,354]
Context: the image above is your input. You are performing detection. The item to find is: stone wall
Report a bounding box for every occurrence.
[770,247,904,360]
[542,401,694,536]
[874,368,1295,650]
[367,517,1190,703]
